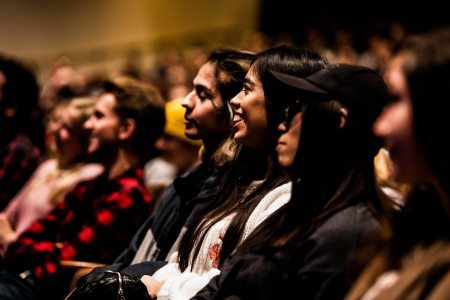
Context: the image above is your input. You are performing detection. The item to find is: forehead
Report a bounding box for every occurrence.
[96,93,117,113]
[194,62,216,90]
[244,65,259,87]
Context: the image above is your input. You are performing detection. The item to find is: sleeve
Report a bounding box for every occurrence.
[4,201,69,279]
[60,181,153,264]
[153,263,221,300]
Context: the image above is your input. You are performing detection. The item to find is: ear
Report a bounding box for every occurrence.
[118,118,136,140]
[339,107,348,129]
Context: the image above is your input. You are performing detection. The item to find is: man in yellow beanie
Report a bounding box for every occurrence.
[144,98,202,201]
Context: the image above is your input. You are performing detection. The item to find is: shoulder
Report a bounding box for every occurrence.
[78,163,104,181]
[260,182,292,203]
[300,203,380,268]
[253,182,292,214]
[313,202,379,239]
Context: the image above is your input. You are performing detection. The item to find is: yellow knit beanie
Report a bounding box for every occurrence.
[164,98,202,147]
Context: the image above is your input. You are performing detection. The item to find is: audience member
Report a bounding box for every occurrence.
[139,45,326,299]
[145,98,202,201]
[0,96,103,255]
[0,75,165,299]
[346,26,450,300]
[193,64,392,299]
[0,54,44,210]
[66,48,256,298]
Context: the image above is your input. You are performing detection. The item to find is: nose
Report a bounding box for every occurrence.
[277,121,287,133]
[372,105,394,138]
[182,90,195,109]
[229,92,242,111]
[83,115,93,129]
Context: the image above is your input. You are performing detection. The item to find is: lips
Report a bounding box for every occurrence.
[184,116,196,128]
[276,140,286,153]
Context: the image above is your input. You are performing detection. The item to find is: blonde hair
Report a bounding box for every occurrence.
[374,148,411,205]
[199,137,239,168]
[48,96,99,203]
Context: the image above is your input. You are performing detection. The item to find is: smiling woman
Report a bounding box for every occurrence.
[192,64,394,300]
[0,96,103,256]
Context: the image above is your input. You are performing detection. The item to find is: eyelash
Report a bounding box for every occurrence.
[242,84,250,95]
[195,87,212,100]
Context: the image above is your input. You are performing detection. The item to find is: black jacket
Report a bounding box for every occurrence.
[193,202,380,300]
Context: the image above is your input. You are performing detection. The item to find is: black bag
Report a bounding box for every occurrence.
[65,270,152,300]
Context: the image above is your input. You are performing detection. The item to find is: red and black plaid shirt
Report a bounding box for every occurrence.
[3,167,154,280]
[0,133,42,210]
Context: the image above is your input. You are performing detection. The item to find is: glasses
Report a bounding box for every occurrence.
[283,99,303,128]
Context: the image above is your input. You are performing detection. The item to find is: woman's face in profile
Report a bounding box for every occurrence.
[230,66,269,151]
[374,54,429,185]
[276,109,302,169]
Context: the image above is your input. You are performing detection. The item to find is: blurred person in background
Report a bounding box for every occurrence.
[346,26,450,300]
[145,97,202,203]
[0,96,103,255]
[0,54,44,210]
[0,75,165,300]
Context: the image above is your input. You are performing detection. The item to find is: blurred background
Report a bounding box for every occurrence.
[1,0,449,98]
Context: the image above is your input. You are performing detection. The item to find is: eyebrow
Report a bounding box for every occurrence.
[195,84,214,96]
[243,77,255,88]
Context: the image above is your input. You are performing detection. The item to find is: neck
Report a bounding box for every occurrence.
[106,149,139,180]
[202,135,225,153]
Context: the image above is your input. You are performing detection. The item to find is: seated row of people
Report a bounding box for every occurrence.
[0,73,166,299]
[1,25,449,300]
[69,27,450,300]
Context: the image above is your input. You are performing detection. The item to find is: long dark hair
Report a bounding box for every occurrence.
[240,76,389,255]
[178,45,328,271]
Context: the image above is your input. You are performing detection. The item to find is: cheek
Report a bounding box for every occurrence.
[374,102,412,147]
[58,129,70,142]
[247,108,268,131]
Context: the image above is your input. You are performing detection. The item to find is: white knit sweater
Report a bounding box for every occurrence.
[153,181,292,300]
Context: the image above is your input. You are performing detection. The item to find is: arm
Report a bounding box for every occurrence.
[0,213,18,255]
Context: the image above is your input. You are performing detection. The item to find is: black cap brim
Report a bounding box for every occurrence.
[270,70,329,96]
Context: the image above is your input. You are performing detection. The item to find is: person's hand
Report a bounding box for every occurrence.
[0,213,17,244]
[141,275,163,299]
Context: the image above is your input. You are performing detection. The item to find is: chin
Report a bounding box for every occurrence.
[233,132,245,143]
